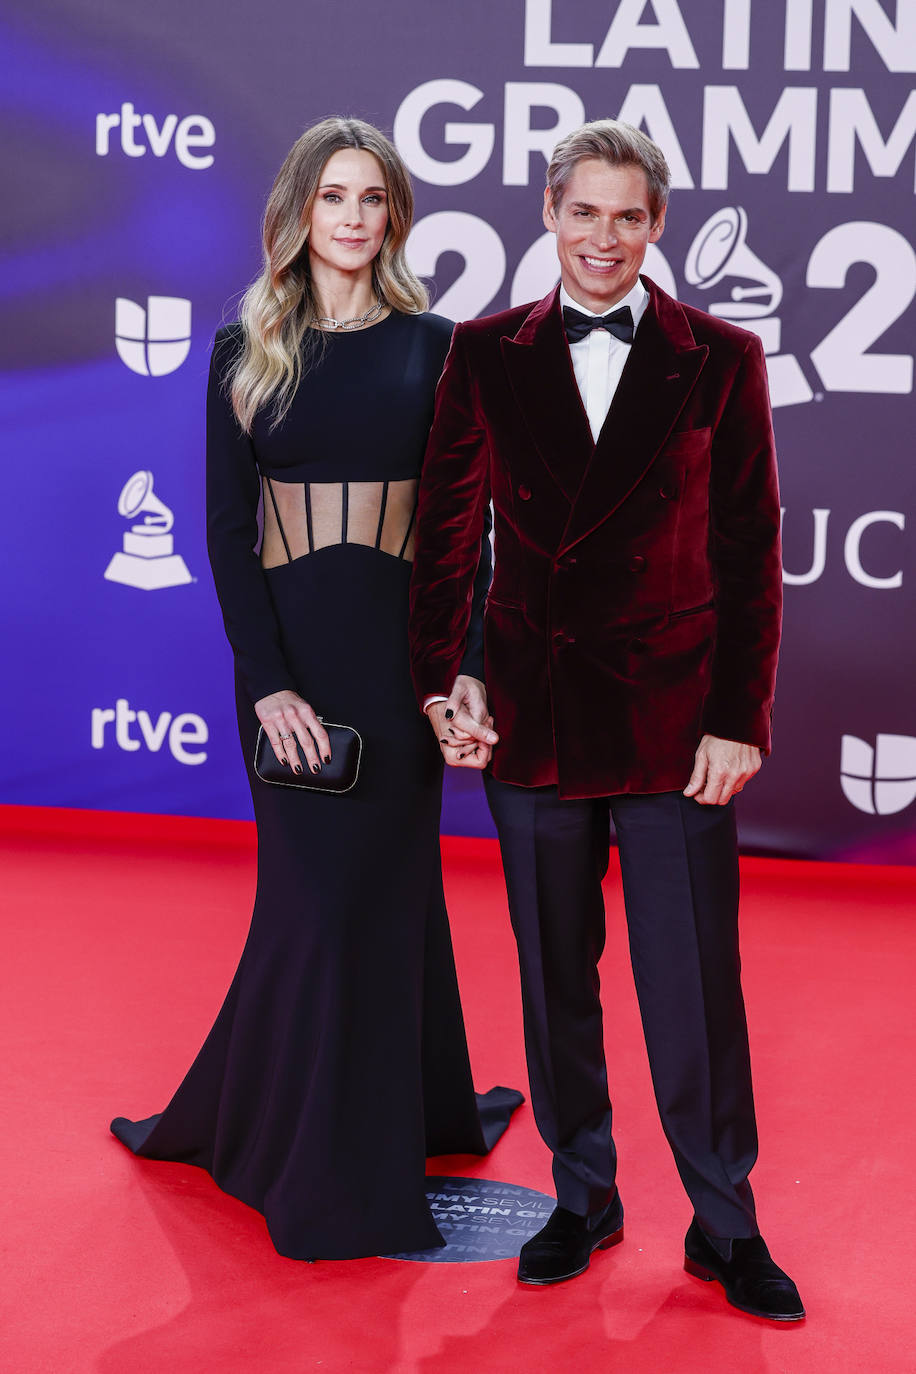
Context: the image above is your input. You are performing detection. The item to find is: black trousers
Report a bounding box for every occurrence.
[483,777,760,1241]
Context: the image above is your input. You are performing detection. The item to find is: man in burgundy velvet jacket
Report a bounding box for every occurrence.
[409,121,803,1321]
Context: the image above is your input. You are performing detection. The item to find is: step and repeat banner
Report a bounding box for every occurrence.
[2,1,914,860]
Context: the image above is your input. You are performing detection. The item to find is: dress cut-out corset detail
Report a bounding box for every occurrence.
[261,476,418,568]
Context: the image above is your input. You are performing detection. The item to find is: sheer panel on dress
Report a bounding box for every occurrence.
[261,477,418,568]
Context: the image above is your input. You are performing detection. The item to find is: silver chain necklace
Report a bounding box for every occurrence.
[316,297,385,331]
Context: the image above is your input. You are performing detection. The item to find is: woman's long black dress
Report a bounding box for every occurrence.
[111,311,522,1260]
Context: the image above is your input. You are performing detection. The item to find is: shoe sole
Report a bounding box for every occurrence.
[684,1256,806,1322]
[517,1225,624,1286]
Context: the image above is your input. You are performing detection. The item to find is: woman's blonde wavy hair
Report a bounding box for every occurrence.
[229,117,428,432]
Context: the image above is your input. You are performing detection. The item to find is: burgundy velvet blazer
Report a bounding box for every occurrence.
[409,279,782,799]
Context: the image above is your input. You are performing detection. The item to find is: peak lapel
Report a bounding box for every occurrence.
[559,281,708,554]
[500,287,594,504]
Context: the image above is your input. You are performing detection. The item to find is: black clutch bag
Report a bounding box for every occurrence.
[254,721,362,794]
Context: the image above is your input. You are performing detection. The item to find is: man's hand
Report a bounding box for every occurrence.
[684,734,761,805]
[427,674,499,770]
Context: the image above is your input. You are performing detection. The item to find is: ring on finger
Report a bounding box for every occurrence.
[278,732,292,740]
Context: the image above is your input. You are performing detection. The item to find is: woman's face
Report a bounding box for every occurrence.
[307,148,390,279]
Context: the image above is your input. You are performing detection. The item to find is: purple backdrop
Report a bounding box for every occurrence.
[2,0,914,861]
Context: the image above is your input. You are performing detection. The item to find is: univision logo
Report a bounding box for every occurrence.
[115,296,191,376]
[840,735,916,816]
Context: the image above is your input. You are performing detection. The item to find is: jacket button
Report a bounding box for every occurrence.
[518,483,532,501]
[628,555,647,572]
[659,484,679,500]
[558,555,577,571]
[552,630,574,647]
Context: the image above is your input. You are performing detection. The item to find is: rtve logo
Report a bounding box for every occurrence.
[116,297,191,376]
[96,104,215,168]
[91,699,208,766]
[840,735,916,816]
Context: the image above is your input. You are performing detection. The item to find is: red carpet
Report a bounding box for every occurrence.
[1,804,913,1373]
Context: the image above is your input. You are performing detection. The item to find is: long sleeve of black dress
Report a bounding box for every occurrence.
[458,503,492,685]
[205,326,297,703]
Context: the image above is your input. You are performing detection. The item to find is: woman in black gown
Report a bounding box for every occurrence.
[111,117,521,1261]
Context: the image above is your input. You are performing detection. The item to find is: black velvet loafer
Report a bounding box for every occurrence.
[517,1194,624,1285]
[684,1219,805,1321]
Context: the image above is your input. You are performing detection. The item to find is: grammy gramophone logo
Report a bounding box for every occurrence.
[684,206,812,409]
[104,470,192,590]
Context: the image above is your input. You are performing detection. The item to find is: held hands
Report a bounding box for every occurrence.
[255,690,331,776]
[684,734,761,805]
[427,674,499,770]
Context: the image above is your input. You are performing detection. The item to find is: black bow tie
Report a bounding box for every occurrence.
[563,304,634,345]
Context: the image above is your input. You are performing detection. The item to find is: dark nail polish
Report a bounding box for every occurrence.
[440,739,449,744]
[281,759,289,766]
[323,755,331,765]
[293,765,302,774]
[312,764,321,773]
[445,709,454,719]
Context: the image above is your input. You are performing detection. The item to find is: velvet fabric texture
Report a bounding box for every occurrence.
[409,279,782,799]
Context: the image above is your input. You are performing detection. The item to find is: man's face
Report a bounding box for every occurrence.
[543,159,666,314]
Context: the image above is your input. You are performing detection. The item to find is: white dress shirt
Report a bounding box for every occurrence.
[561,278,649,441]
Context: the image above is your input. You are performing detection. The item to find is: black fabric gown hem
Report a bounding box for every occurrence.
[110,1085,524,1261]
